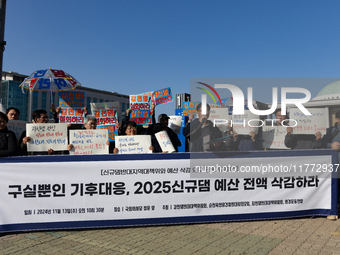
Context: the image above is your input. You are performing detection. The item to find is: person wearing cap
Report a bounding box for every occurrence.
[157,113,181,152]
[182,103,225,152]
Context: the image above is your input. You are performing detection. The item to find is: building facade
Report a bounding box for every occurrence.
[0,71,129,121]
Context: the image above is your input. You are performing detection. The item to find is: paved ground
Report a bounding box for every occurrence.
[1,216,340,255]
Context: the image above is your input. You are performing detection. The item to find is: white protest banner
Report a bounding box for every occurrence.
[208,108,231,132]
[115,135,152,154]
[7,120,28,141]
[155,131,176,153]
[26,123,68,152]
[58,91,85,124]
[262,126,289,150]
[290,108,327,135]
[0,150,336,233]
[69,129,109,155]
[168,115,182,134]
[90,102,119,126]
[232,110,260,135]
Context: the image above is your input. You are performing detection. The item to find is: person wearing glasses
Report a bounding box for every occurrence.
[6,107,20,120]
[18,109,55,155]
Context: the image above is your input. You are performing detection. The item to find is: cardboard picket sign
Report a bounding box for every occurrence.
[7,120,28,141]
[69,129,109,155]
[26,123,68,151]
[155,131,176,153]
[262,126,289,150]
[115,135,152,154]
[289,108,327,135]
[168,116,182,134]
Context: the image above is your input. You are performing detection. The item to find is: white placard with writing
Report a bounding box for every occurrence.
[7,120,28,141]
[69,129,109,155]
[290,108,327,135]
[232,110,260,135]
[155,131,176,153]
[115,135,152,154]
[168,116,182,134]
[208,108,231,132]
[262,126,289,150]
[26,123,68,152]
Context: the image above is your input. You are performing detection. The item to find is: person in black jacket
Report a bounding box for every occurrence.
[157,113,181,152]
[0,112,18,157]
[183,103,225,152]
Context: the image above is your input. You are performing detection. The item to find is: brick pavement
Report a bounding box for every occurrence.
[1,216,340,254]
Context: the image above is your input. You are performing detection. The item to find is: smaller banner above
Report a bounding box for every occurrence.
[115,135,152,154]
[26,123,68,151]
[59,91,85,124]
[182,102,200,116]
[90,102,119,126]
[69,129,109,155]
[151,87,172,105]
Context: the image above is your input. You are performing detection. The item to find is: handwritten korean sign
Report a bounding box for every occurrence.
[290,108,327,135]
[208,108,231,132]
[155,131,175,153]
[7,120,28,141]
[232,110,260,135]
[69,129,109,155]
[262,126,289,150]
[168,116,182,134]
[115,135,152,154]
[59,91,85,124]
[26,123,68,151]
[97,125,118,141]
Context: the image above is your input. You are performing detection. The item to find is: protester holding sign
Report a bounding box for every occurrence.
[285,127,322,150]
[123,103,156,135]
[19,110,58,156]
[183,103,225,152]
[67,115,112,153]
[113,121,154,154]
[0,112,18,157]
[158,114,181,152]
[230,130,263,151]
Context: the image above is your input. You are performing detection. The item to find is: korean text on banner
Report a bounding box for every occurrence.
[58,91,85,124]
[90,102,119,126]
[155,131,176,153]
[290,108,327,135]
[130,94,152,125]
[0,151,337,233]
[208,108,231,133]
[182,102,200,116]
[115,135,152,154]
[26,123,68,151]
[233,110,260,135]
[7,120,28,141]
[262,126,289,149]
[69,129,109,155]
[152,87,172,105]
